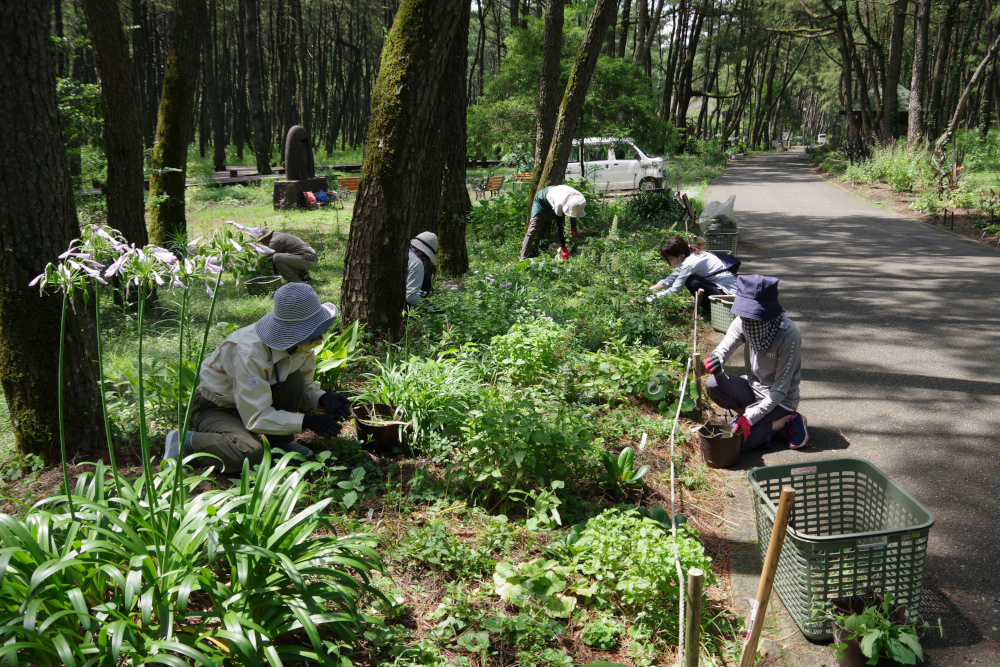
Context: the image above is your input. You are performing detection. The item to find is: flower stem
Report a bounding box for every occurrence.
[94,286,123,491]
[57,290,74,518]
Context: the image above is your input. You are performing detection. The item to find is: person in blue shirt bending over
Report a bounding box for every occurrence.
[520,184,587,261]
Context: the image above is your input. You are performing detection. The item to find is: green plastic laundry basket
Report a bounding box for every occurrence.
[748,458,934,640]
[704,229,739,255]
[709,294,736,333]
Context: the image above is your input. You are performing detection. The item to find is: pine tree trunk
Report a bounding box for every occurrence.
[148,0,207,246]
[206,0,226,171]
[534,0,617,195]
[245,0,272,175]
[533,0,565,170]
[0,0,103,462]
[617,0,632,58]
[881,0,907,142]
[340,0,465,337]
[907,0,930,149]
[436,0,472,277]
[82,0,148,247]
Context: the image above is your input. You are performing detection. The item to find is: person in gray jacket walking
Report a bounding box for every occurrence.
[702,275,808,451]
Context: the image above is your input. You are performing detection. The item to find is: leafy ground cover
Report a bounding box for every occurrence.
[0,164,744,665]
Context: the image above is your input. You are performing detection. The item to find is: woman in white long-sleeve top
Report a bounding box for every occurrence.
[648,235,738,318]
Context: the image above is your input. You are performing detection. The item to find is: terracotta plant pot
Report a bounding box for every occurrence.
[696,418,742,468]
[352,403,404,453]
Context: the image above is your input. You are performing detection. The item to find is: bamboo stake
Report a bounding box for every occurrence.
[739,487,796,667]
[684,568,705,667]
[693,289,704,380]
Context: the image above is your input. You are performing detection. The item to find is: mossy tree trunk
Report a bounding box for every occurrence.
[0,0,103,462]
[340,0,466,337]
[436,0,472,277]
[82,0,148,247]
[531,0,617,207]
[148,0,207,247]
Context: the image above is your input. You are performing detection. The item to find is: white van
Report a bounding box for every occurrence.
[564,137,667,192]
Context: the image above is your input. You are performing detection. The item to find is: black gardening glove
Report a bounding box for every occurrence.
[318,391,351,420]
[302,413,343,438]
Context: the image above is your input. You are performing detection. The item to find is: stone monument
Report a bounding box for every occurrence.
[272,125,329,210]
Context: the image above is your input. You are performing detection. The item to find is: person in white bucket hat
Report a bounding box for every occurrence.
[520,184,586,261]
[162,283,351,473]
[407,231,438,307]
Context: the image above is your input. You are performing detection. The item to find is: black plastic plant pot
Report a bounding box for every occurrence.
[352,403,402,453]
[696,418,742,468]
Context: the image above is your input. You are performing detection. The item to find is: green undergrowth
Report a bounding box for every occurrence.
[0,159,741,665]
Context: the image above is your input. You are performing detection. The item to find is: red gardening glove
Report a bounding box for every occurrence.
[731,415,751,440]
[560,247,569,260]
[703,353,723,375]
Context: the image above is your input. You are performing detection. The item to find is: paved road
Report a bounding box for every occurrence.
[705,150,1000,666]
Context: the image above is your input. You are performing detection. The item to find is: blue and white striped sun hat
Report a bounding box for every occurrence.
[255,283,339,350]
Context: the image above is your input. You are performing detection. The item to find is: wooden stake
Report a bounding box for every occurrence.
[739,487,796,667]
[684,568,705,667]
[693,289,704,380]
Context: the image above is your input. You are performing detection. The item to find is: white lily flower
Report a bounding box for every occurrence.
[205,282,215,298]
[28,272,45,287]
[150,247,178,265]
[104,253,130,278]
[229,239,243,252]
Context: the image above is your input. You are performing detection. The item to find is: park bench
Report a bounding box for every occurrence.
[472,175,504,199]
[513,172,533,183]
[336,176,360,203]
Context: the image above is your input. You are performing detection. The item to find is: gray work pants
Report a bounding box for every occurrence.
[272,253,318,283]
[705,373,793,452]
[189,370,304,472]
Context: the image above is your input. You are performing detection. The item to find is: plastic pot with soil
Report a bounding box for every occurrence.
[695,418,742,468]
[352,403,408,453]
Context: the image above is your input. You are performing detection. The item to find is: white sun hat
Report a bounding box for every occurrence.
[564,193,587,219]
[410,231,439,266]
[255,283,339,350]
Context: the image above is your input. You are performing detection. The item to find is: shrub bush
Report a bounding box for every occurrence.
[490,318,568,385]
[570,509,715,616]
[452,392,594,495]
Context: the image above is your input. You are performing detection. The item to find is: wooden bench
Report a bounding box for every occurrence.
[483,175,503,198]
[513,172,533,183]
[335,176,360,204]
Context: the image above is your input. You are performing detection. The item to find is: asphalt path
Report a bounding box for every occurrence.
[704,150,1000,666]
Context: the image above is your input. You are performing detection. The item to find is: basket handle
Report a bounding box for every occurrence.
[708,294,736,303]
[857,540,889,550]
